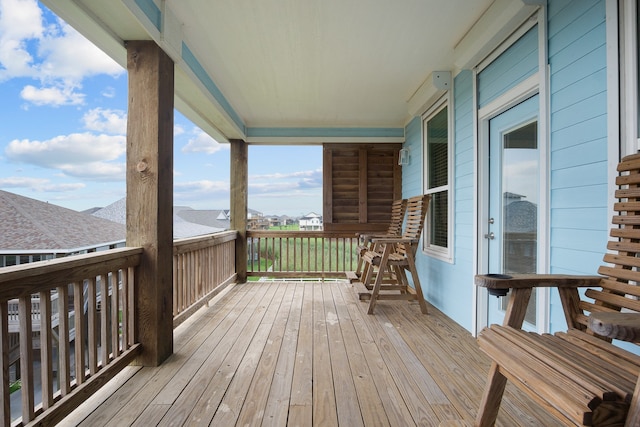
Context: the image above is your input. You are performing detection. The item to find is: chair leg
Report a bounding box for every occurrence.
[405,252,427,314]
[368,245,391,314]
[475,362,508,427]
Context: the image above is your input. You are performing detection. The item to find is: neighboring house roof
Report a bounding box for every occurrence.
[175,208,231,231]
[0,190,125,252]
[93,199,227,238]
[92,197,126,224]
[300,212,322,220]
[504,200,537,233]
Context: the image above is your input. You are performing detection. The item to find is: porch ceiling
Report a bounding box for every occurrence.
[43,0,538,143]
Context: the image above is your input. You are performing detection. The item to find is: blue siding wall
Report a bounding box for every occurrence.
[547,0,608,332]
[402,0,609,334]
[402,116,422,196]
[405,70,476,331]
[478,26,539,108]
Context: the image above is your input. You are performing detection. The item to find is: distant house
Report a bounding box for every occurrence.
[299,212,323,231]
[0,190,126,267]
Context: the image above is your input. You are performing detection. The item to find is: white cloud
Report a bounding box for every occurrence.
[5,132,126,181]
[249,168,323,192]
[0,176,48,188]
[82,108,127,134]
[250,169,322,181]
[37,20,123,81]
[0,0,124,105]
[174,124,185,137]
[101,86,116,98]
[181,129,228,154]
[0,176,85,192]
[20,82,84,106]
[59,161,125,181]
[0,0,43,80]
[175,180,229,194]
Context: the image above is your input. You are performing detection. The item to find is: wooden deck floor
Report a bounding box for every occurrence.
[60,280,557,426]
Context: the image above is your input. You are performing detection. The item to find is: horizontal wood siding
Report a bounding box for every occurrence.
[412,70,476,332]
[547,0,608,332]
[367,148,397,222]
[477,26,539,108]
[402,117,422,196]
[330,146,360,223]
[323,143,401,232]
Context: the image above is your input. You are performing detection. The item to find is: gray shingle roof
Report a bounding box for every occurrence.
[93,198,227,238]
[0,190,125,252]
[175,208,230,230]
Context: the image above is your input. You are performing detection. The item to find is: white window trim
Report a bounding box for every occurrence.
[422,93,454,263]
[617,0,638,155]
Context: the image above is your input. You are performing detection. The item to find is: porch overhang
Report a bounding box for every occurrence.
[42,0,541,145]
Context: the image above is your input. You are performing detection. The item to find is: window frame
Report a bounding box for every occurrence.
[618,0,639,154]
[422,94,454,262]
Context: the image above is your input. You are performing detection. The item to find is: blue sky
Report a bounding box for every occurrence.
[0,0,323,217]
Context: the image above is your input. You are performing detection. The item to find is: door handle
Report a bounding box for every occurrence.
[484,232,495,240]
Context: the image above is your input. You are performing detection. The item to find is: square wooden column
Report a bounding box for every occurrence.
[230,139,248,282]
[126,41,174,366]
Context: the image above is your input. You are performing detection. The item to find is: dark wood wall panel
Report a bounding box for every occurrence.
[323,143,402,232]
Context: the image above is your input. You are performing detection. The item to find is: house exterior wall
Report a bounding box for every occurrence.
[407,0,611,334]
[477,25,539,108]
[547,0,609,331]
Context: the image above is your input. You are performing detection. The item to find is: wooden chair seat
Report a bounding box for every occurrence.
[479,326,637,425]
[474,153,640,427]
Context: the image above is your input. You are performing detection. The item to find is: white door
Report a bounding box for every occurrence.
[485,94,540,327]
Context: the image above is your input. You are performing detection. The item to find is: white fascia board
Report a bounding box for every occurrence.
[454,0,539,70]
[42,0,129,68]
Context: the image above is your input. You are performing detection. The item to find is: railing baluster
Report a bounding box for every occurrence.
[100,274,108,367]
[173,256,178,317]
[19,295,35,422]
[111,273,120,358]
[87,277,98,375]
[73,281,85,386]
[57,284,71,396]
[0,301,8,426]
[39,290,53,409]
[121,270,129,351]
[127,267,136,347]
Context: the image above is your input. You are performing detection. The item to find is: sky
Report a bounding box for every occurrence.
[0,0,323,217]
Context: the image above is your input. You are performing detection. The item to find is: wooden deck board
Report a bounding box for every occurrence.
[63,280,560,426]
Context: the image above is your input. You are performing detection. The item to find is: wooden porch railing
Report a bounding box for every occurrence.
[0,247,143,426]
[0,230,239,426]
[246,230,359,278]
[172,230,237,326]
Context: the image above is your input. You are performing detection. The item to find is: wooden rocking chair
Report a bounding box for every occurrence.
[346,198,407,283]
[354,194,430,314]
[474,153,640,426]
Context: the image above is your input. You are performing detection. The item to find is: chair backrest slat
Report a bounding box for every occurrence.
[590,152,640,346]
[396,194,431,256]
[386,199,407,236]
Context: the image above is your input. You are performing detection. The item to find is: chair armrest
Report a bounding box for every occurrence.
[358,233,400,241]
[589,312,640,342]
[475,274,602,297]
[370,236,414,244]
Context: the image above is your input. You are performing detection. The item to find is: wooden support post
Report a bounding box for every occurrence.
[231,139,248,282]
[126,41,174,366]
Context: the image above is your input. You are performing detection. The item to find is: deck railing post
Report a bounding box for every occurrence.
[231,139,248,282]
[126,40,174,366]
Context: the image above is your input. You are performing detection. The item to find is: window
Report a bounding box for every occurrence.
[423,99,452,260]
